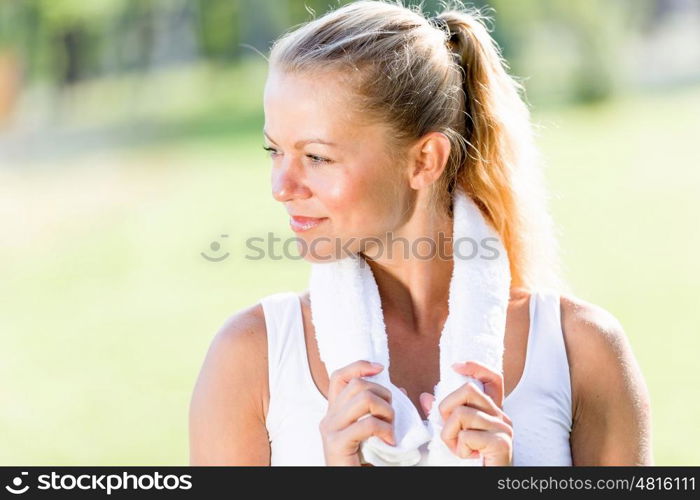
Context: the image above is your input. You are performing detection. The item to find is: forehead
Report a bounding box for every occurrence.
[264,67,353,109]
[263,67,377,142]
[265,66,344,101]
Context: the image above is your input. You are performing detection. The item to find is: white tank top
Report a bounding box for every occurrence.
[261,288,573,466]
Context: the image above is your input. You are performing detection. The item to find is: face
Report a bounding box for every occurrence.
[263,67,412,263]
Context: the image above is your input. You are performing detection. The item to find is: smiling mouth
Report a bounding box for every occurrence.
[289,216,328,232]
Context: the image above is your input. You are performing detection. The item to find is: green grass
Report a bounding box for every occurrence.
[535,86,700,465]
[1,75,698,465]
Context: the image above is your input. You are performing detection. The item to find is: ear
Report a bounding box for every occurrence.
[406,131,451,191]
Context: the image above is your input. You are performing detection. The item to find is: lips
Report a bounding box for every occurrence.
[289,215,327,232]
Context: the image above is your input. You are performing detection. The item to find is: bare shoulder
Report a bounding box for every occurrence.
[198,301,270,415]
[200,303,267,398]
[560,293,625,336]
[210,302,269,367]
[559,292,653,465]
[559,293,634,388]
[188,301,271,465]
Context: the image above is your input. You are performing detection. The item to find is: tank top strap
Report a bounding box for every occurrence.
[260,292,299,383]
[527,287,573,432]
[260,291,327,445]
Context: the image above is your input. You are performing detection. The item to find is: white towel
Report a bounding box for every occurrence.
[308,186,511,466]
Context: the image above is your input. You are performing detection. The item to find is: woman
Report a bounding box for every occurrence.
[189,0,652,466]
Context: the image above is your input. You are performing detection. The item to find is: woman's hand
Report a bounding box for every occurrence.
[319,360,396,466]
[420,361,514,466]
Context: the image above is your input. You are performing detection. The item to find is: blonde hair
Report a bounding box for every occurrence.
[268,0,568,293]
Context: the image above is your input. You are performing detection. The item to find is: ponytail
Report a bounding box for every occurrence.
[433,6,566,291]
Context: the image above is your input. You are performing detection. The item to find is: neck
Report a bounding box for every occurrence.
[362,198,454,337]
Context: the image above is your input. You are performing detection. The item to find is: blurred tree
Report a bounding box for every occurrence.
[548,0,654,103]
[488,0,655,104]
[36,0,124,84]
[110,0,154,73]
[237,0,291,58]
[148,0,200,70]
[196,0,241,62]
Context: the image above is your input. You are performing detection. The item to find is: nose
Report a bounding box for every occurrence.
[271,157,311,203]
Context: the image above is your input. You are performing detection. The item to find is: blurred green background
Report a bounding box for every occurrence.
[1,0,698,465]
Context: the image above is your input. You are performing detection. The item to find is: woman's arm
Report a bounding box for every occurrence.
[562,295,653,465]
[189,304,271,465]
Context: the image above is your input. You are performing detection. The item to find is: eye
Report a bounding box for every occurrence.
[262,145,330,166]
[262,145,279,158]
[306,154,331,165]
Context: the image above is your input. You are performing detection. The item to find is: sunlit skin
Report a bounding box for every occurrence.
[263,67,513,465]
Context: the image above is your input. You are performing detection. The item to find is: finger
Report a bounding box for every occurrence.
[328,360,384,403]
[399,387,408,396]
[419,392,435,416]
[456,429,489,458]
[335,377,392,407]
[338,415,396,447]
[335,391,395,430]
[439,380,503,422]
[456,429,512,464]
[441,406,513,452]
[452,360,504,409]
[439,381,514,430]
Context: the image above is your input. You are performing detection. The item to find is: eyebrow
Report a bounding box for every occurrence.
[263,129,337,148]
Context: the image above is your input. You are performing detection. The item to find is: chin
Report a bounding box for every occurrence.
[292,236,359,263]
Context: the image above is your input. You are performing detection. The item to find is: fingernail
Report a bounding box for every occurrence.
[371,362,383,369]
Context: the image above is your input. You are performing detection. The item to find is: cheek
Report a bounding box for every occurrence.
[296,164,403,262]
[327,176,399,237]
